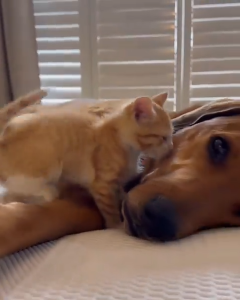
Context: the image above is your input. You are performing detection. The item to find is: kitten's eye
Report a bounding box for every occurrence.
[162,136,167,141]
[161,136,170,143]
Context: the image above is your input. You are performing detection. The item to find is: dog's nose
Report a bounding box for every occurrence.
[141,196,178,242]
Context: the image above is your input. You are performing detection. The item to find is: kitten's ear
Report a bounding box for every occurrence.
[133,96,155,123]
[152,92,168,107]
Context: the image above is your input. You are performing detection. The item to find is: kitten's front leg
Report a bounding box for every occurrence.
[89,181,127,228]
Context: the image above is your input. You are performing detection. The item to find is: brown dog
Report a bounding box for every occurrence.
[124,99,240,241]
[0,92,231,258]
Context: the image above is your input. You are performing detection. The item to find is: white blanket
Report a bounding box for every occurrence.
[1,228,240,299]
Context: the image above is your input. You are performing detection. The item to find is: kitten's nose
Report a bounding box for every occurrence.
[141,196,178,242]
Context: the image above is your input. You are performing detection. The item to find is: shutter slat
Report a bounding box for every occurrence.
[98,9,175,24]
[37,39,80,51]
[34,0,78,13]
[99,87,174,100]
[194,5,240,19]
[36,26,79,38]
[38,53,80,63]
[191,86,240,98]
[35,14,79,26]
[40,77,81,87]
[97,0,174,11]
[39,65,81,75]
[195,0,240,5]
[99,74,174,87]
[192,97,240,102]
[193,46,240,59]
[99,36,174,50]
[98,48,174,62]
[194,32,240,46]
[43,88,82,99]
[193,19,240,33]
[98,22,174,37]
[99,63,174,76]
[192,59,240,72]
[192,73,240,85]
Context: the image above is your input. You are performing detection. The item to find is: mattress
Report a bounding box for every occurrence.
[1,228,240,300]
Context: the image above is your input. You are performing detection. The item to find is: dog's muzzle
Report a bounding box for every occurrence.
[123,196,179,242]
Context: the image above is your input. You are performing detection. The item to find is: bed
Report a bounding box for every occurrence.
[1,228,240,299]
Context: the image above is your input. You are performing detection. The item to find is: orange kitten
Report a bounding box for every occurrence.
[0,93,173,228]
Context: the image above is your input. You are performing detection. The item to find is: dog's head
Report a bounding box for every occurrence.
[123,99,240,241]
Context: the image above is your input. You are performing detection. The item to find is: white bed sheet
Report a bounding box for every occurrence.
[1,228,240,300]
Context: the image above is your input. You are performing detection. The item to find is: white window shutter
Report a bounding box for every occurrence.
[32,0,240,110]
[33,0,177,110]
[33,0,92,104]
[190,0,240,106]
[92,0,177,111]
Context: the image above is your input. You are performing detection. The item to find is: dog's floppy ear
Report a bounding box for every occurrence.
[172,98,240,133]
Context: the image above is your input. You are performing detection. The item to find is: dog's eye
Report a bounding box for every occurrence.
[208,136,230,164]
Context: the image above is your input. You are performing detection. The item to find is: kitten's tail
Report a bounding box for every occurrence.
[0,89,47,132]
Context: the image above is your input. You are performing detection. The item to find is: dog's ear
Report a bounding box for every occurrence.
[172,98,240,133]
